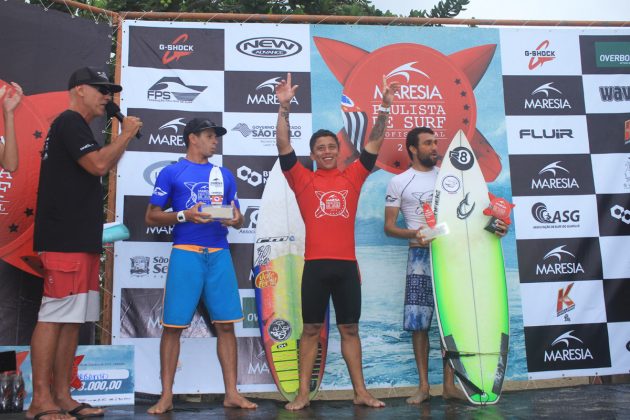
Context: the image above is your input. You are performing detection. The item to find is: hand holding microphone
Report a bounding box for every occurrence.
[106,101,142,139]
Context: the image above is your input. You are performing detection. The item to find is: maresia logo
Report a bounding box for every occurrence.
[503,76,585,116]
[224,71,311,114]
[236,37,303,58]
[516,238,601,283]
[525,324,610,372]
[123,195,173,242]
[526,40,556,70]
[509,154,594,196]
[147,77,206,103]
[128,26,224,70]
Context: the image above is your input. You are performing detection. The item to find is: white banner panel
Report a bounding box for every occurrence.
[520,280,606,327]
[513,195,600,239]
[591,153,630,194]
[500,29,582,76]
[599,236,630,279]
[506,115,590,155]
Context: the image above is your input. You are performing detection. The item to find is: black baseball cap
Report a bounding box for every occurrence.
[183,118,227,142]
[68,66,122,93]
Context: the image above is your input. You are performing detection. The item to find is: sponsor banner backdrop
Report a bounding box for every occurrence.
[115,21,630,393]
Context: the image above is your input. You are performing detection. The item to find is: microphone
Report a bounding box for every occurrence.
[105,101,142,139]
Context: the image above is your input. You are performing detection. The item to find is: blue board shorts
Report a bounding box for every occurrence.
[404,247,435,332]
[162,247,243,327]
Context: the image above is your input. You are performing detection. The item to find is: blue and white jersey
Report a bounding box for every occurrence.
[150,159,239,248]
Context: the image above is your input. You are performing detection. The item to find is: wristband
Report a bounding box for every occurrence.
[176,210,186,223]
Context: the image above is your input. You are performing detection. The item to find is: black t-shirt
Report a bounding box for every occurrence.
[34,110,103,253]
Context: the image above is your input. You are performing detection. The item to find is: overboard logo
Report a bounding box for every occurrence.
[526,40,556,70]
[526,82,571,110]
[147,77,206,103]
[531,202,580,228]
[532,161,579,191]
[556,282,575,320]
[544,330,592,363]
[537,245,584,276]
[599,85,630,102]
[160,34,194,64]
[236,37,302,58]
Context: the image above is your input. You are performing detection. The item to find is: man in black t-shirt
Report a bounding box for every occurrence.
[28,67,141,420]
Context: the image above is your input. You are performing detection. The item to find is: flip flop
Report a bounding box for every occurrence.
[32,409,68,420]
[67,403,104,419]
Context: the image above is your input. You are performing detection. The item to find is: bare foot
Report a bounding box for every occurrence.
[224,393,257,409]
[442,386,468,401]
[406,389,431,404]
[147,395,174,414]
[285,393,310,410]
[353,392,385,408]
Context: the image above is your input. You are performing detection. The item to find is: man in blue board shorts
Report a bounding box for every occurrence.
[145,118,256,413]
[384,127,507,404]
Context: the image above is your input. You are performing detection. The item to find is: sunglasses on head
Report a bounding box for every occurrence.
[89,84,112,95]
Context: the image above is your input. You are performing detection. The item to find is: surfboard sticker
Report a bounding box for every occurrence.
[253,159,329,401]
[431,130,509,405]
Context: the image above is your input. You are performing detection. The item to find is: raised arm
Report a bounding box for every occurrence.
[275,73,299,156]
[0,83,23,172]
[364,76,400,155]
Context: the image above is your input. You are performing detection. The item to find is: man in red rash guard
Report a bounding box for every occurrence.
[275,73,400,410]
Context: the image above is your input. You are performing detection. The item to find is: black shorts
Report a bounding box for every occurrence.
[302,259,361,325]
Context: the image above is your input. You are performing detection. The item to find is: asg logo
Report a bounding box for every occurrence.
[519,128,573,139]
[147,77,206,103]
[544,330,593,362]
[247,77,299,106]
[236,37,303,58]
[237,166,268,187]
[268,319,291,342]
[610,204,630,224]
[525,40,556,70]
[536,245,584,276]
[525,82,571,110]
[160,34,194,64]
[449,147,474,171]
[599,85,630,102]
[556,282,575,320]
[531,161,579,190]
[143,160,176,187]
[456,192,475,220]
[531,202,580,224]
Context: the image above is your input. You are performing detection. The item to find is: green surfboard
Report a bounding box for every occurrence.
[431,130,509,405]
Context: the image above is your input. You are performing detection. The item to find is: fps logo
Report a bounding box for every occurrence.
[147,77,206,103]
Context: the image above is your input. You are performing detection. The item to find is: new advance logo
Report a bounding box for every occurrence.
[236,37,302,58]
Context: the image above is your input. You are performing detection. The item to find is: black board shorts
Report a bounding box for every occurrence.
[301,259,361,325]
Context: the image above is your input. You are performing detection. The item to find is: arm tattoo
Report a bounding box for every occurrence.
[368,113,387,142]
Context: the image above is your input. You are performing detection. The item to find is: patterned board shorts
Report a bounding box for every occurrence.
[403,247,435,331]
